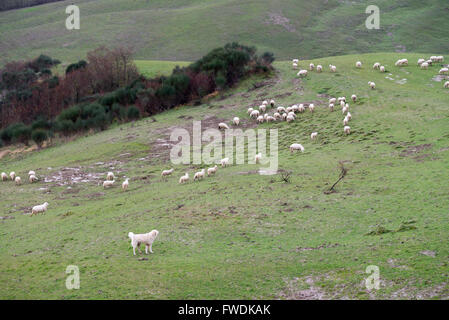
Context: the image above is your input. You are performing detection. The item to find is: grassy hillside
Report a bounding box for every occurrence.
[1,53,449,299]
[1,0,449,66]
[134,60,190,78]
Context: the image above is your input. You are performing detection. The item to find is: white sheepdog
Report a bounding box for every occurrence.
[128,230,159,255]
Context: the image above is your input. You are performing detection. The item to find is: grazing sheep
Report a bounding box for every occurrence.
[179,172,189,184]
[380,66,385,73]
[426,59,433,66]
[316,65,323,73]
[10,172,15,181]
[1,172,7,181]
[255,153,262,164]
[444,81,449,88]
[340,100,346,108]
[15,176,21,185]
[263,113,269,121]
[218,122,230,130]
[297,69,308,77]
[194,169,206,181]
[329,64,337,72]
[417,58,425,66]
[107,172,114,181]
[338,97,346,104]
[311,132,318,140]
[259,104,267,113]
[430,56,438,63]
[266,116,275,122]
[329,98,336,104]
[247,107,254,115]
[373,62,380,70]
[286,106,293,113]
[29,175,38,183]
[368,81,376,89]
[288,111,296,119]
[309,63,315,71]
[292,62,298,69]
[28,170,36,176]
[232,117,240,126]
[308,104,315,113]
[436,56,444,62]
[207,165,218,176]
[343,116,349,126]
[351,94,357,103]
[291,104,299,112]
[277,106,286,113]
[122,178,129,191]
[286,115,295,123]
[347,111,352,120]
[220,157,229,167]
[161,168,174,177]
[439,68,448,75]
[257,115,264,123]
[395,59,408,66]
[270,99,275,107]
[128,230,159,255]
[342,105,349,114]
[420,62,429,70]
[289,143,304,153]
[103,180,115,188]
[344,126,351,135]
[329,103,334,112]
[293,59,299,64]
[31,202,49,216]
[273,112,281,120]
[262,100,268,106]
[356,61,362,68]
[250,110,260,118]
[298,104,305,113]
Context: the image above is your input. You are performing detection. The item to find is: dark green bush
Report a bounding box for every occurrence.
[127,106,140,120]
[10,123,31,145]
[58,105,81,122]
[56,120,75,136]
[31,118,51,131]
[31,129,48,148]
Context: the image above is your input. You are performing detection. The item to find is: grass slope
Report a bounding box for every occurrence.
[1,53,449,299]
[1,0,449,66]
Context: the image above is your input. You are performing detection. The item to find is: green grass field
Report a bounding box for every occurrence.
[134,60,190,78]
[1,53,449,299]
[1,0,449,66]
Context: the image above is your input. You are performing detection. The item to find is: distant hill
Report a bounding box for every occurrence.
[1,0,448,65]
[0,0,63,12]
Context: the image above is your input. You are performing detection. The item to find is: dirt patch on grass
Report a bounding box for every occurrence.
[400,143,432,157]
[294,243,340,252]
[44,167,104,186]
[278,276,326,300]
[264,12,297,33]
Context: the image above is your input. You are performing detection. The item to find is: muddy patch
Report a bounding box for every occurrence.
[400,143,432,157]
[44,167,105,186]
[264,12,296,32]
[278,276,326,300]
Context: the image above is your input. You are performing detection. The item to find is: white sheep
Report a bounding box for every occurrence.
[259,104,267,113]
[1,172,7,181]
[232,117,240,126]
[368,81,376,89]
[15,176,21,185]
[340,100,346,108]
[426,59,433,66]
[338,96,346,103]
[298,104,305,113]
[420,62,429,70]
[289,143,304,153]
[207,165,218,176]
[347,111,352,120]
[356,61,362,68]
[344,126,351,135]
[273,112,281,120]
[379,66,385,72]
[395,58,408,66]
[31,202,49,216]
[257,115,264,123]
[308,103,315,113]
[122,178,129,191]
[103,180,115,188]
[329,103,334,112]
[329,64,337,72]
[311,132,318,140]
[342,105,349,114]
[297,69,308,77]
[288,111,296,119]
[292,62,298,69]
[277,106,286,113]
[286,115,295,122]
[220,157,229,167]
[270,99,275,107]
[29,174,38,183]
[373,62,380,70]
[179,172,189,184]
[316,65,323,73]
[343,116,349,126]
[250,110,260,118]
[193,169,206,181]
[309,63,315,71]
[254,153,262,164]
[286,106,293,113]
[262,100,268,106]
[10,172,15,181]
[329,98,336,104]
[107,172,115,181]
[282,113,288,121]
[161,168,174,177]
[439,68,448,75]
[436,56,444,62]
[218,122,230,130]
[28,170,36,176]
[247,107,254,115]
[351,94,357,102]
[291,104,298,112]
[430,56,438,62]
[263,113,268,121]
[417,58,425,66]
[444,81,449,88]
[292,59,299,64]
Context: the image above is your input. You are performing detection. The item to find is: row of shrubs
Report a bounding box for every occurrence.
[0,103,140,148]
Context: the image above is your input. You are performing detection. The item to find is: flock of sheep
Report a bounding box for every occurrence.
[1,54,447,220]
